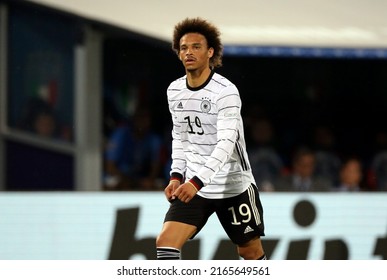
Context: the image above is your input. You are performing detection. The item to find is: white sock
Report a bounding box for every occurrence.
[157,247,181,260]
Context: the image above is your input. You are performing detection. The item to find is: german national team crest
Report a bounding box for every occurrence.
[200,100,211,113]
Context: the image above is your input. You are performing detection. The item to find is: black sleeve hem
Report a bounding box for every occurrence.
[190,176,204,190]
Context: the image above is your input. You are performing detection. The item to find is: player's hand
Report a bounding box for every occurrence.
[164,180,181,202]
[172,182,198,203]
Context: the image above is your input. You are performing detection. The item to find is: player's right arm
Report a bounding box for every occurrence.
[167,89,187,173]
[166,89,187,201]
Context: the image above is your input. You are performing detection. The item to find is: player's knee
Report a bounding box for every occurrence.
[237,240,265,260]
[238,246,261,260]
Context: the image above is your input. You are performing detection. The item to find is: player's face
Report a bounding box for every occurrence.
[178,33,214,72]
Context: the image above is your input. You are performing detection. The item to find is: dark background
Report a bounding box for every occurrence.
[104,36,387,168]
[3,0,387,190]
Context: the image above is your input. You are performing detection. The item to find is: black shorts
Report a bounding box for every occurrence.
[164,184,265,245]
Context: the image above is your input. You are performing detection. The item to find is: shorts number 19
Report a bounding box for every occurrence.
[228,204,251,225]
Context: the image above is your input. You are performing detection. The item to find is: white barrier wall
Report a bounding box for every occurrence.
[0,192,386,260]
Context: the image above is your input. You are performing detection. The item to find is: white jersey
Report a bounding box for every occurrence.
[167,71,256,199]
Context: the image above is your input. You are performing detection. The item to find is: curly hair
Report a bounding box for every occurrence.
[172,17,223,68]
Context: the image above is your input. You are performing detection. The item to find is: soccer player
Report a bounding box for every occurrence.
[156,17,266,260]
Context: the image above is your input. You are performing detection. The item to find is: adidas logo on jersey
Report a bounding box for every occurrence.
[244,226,254,234]
[176,102,183,109]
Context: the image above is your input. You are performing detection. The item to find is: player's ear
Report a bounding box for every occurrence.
[208,47,214,58]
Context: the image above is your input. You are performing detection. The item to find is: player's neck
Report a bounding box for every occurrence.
[186,67,212,88]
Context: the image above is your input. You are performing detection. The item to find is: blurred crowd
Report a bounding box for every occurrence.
[17,97,72,142]
[102,103,387,192]
[246,114,387,192]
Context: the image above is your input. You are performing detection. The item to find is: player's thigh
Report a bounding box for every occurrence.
[159,196,215,247]
[163,196,215,236]
[216,184,265,245]
[156,221,197,249]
